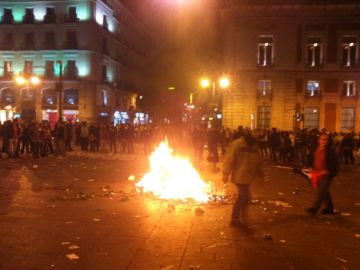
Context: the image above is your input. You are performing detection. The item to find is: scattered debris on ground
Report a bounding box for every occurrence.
[66,253,80,261]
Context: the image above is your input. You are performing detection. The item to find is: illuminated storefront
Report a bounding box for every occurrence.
[0,0,149,123]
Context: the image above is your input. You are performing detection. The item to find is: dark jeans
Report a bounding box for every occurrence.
[31,142,41,158]
[270,146,278,162]
[80,137,89,151]
[343,149,354,164]
[65,137,73,151]
[109,140,117,153]
[312,176,334,211]
[232,184,250,222]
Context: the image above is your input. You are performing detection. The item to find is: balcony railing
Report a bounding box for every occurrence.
[257,89,272,99]
[305,91,321,98]
[340,59,360,68]
[305,59,324,68]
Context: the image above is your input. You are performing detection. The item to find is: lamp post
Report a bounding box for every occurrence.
[199,76,230,126]
[200,76,230,106]
[14,74,41,121]
[56,61,63,121]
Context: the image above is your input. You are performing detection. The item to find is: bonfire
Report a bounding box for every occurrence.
[135,140,211,203]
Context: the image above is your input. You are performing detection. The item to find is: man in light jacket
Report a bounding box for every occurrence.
[223,131,263,227]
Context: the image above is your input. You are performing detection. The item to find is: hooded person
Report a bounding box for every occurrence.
[223,131,263,227]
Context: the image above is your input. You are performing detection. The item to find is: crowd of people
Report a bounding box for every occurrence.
[1,118,359,168]
[0,118,161,159]
[191,125,360,170]
[1,117,359,227]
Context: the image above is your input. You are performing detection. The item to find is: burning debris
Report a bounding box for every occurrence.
[134,141,211,203]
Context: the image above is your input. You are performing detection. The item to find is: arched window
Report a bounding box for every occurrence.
[63,89,79,105]
[21,88,35,102]
[1,88,15,105]
[42,89,57,105]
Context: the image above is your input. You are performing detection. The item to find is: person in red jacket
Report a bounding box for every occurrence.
[306,134,339,215]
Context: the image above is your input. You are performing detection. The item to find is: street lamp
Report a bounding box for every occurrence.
[199,76,230,126]
[14,75,41,86]
[56,60,63,121]
[13,74,41,121]
[200,76,230,97]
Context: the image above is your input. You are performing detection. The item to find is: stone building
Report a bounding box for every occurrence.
[0,0,151,125]
[221,0,360,132]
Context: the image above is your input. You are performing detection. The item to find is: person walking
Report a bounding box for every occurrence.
[80,122,89,151]
[54,120,66,157]
[341,133,355,164]
[207,126,220,172]
[223,131,263,227]
[65,120,74,151]
[306,134,339,215]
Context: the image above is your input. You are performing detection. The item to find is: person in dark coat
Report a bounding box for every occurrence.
[341,133,355,164]
[65,120,74,151]
[207,126,220,172]
[268,128,280,162]
[306,134,339,215]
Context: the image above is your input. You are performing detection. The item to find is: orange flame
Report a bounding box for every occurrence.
[136,141,210,203]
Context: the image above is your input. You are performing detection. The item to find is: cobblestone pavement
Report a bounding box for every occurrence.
[0,150,359,270]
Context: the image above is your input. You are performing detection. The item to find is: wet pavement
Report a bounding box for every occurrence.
[0,149,359,270]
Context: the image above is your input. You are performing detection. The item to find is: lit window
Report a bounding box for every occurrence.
[304,107,319,129]
[306,37,322,67]
[257,106,271,129]
[24,61,33,75]
[64,89,79,105]
[42,89,57,105]
[45,61,55,78]
[258,80,272,96]
[4,61,13,77]
[44,7,56,23]
[307,80,320,96]
[23,8,35,24]
[1,9,14,24]
[342,36,358,67]
[341,108,355,131]
[258,36,274,67]
[342,81,356,97]
[101,90,108,106]
[1,88,15,104]
[67,7,78,22]
[65,61,78,79]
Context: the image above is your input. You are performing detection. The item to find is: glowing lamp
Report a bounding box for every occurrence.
[15,76,26,85]
[200,78,210,88]
[30,76,41,85]
[219,77,230,89]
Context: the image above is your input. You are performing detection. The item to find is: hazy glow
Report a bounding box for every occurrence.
[108,19,115,32]
[78,61,90,77]
[15,76,26,85]
[34,6,46,21]
[200,78,210,88]
[219,77,230,89]
[77,3,91,21]
[95,8,104,26]
[12,6,25,22]
[30,76,40,85]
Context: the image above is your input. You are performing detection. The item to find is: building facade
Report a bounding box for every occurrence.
[221,0,360,132]
[0,0,150,125]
